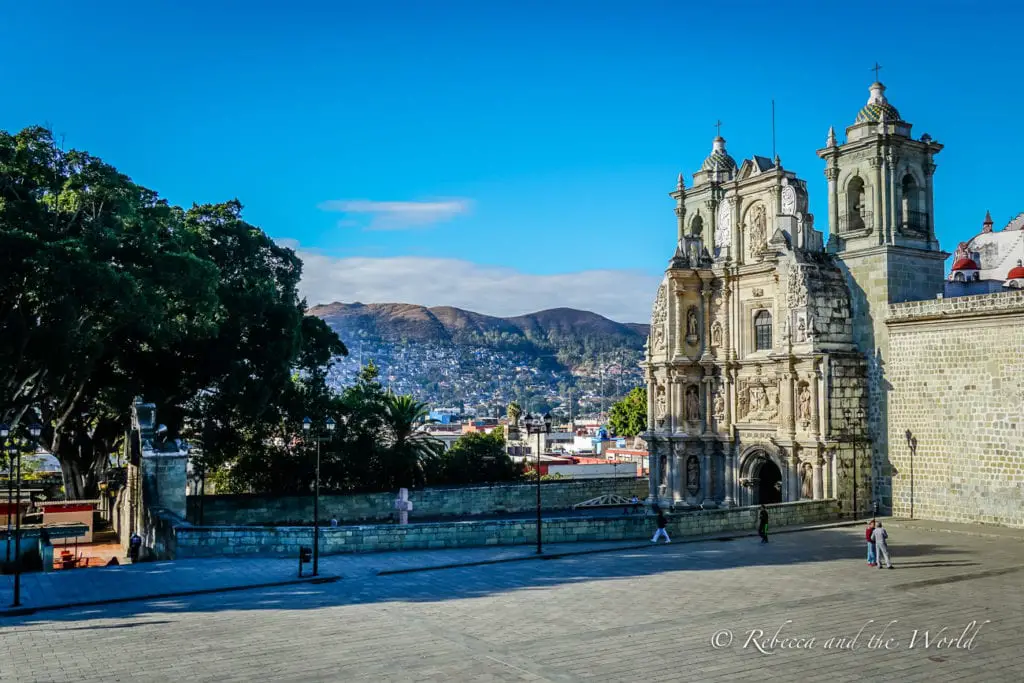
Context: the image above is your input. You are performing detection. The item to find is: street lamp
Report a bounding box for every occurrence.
[905,429,917,520]
[843,408,866,520]
[302,416,335,576]
[6,422,41,607]
[1,424,12,567]
[520,412,552,554]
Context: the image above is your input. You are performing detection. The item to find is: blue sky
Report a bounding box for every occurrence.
[4,1,1022,322]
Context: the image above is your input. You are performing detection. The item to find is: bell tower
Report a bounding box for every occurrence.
[818,74,948,513]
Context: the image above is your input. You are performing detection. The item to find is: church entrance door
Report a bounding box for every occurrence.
[755,457,782,505]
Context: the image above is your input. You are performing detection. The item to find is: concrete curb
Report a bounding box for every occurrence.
[377,518,864,576]
[0,574,342,619]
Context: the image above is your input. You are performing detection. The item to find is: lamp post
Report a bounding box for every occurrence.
[302,416,335,577]
[905,429,917,520]
[843,408,866,520]
[1,425,12,566]
[520,412,552,554]
[8,422,41,607]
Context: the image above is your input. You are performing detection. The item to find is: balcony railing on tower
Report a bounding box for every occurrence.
[839,211,872,232]
[902,210,928,234]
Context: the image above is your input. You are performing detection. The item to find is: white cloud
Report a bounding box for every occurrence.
[292,247,660,324]
[317,198,473,231]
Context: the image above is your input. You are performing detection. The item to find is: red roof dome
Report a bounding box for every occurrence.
[951,257,979,271]
[1006,265,1024,280]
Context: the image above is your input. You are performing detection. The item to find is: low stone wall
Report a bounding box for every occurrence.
[187,478,650,526]
[175,499,839,558]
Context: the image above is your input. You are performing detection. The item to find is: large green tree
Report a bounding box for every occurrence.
[608,386,647,438]
[0,126,345,498]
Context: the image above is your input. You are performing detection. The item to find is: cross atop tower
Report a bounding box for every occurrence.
[714,120,722,137]
[871,62,882,82]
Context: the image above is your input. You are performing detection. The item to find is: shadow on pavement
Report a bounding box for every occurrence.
[0,525,1004,629]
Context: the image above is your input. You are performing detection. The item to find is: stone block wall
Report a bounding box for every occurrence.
[189,478,650,526]
[175,499,840,558]
[834,246,947,513]
[886,290,1024,528]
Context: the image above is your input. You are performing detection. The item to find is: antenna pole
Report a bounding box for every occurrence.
[771,99,776,160]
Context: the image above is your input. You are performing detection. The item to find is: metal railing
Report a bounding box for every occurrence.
[839,211,872,232]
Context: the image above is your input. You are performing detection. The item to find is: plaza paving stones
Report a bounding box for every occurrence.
[2,521,1023,681]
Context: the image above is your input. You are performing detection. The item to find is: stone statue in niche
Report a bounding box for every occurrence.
[800,462,814,499]
[750,386,767,413]
[686,456,700,495]
[659,454,668,488]
[711,321,723,347]
[685,385,700,422]
[796,315,807,343]
[686,307,699,340]
[798,384,812,423]
[655,385,667,423]
[712,389,724,420]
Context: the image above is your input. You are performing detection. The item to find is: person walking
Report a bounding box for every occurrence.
[651,507,671,544]
[866,519,877,566]
[871,521,893,569]
[758,505,769,543]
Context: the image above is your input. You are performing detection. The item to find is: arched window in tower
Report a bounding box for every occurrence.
[844,176,867,232]
[754,310,772,351]
[901,174,925,234]
[953,272,966,283]
[690,214,704,240]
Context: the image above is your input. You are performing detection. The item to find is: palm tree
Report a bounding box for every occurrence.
[381,395,444,489]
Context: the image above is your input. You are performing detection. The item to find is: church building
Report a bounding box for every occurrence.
[642,77,951,515]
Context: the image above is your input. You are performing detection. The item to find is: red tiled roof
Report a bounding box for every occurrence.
[951,257,979,271]
[1007,265,1024,280]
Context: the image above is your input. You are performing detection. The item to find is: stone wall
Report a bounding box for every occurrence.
[835,245,947,512]
[175,499,839,558]
[886,290,1024,528]
[189,478,651,526]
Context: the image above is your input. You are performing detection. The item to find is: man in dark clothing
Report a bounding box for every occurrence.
[651,508,671,543]
[758,505,769,543]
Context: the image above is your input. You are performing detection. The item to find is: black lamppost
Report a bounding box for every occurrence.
[302,416,335,576]
[521,412,552,554]
[5,422,41,607]
[1,425,13,566]
[905,429,917,520]
[843,408,866,519]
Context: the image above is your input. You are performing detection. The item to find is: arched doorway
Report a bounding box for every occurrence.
[756,459,782,504]
[739,448,784,505]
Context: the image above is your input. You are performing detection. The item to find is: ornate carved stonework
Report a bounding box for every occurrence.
[752,287,764,298]
[716,201,732,249]
[787,263,808,309]
[781,184,797,216]
[651,285,667,352]
[736,377,780,423]
[747,204,767,261]
[686,455,700,495]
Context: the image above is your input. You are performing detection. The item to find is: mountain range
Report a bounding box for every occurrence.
[307,302,650,368]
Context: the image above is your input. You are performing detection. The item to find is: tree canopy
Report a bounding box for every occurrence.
[608,386,647,438]
[0,126,345,497]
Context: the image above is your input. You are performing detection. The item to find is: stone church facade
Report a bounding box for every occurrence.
[642,78,957,516]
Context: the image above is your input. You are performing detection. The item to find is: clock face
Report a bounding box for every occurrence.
[781,185,797,215]
[715,202,732,248]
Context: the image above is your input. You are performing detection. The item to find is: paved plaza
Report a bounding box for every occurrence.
[2,521,1023,682]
